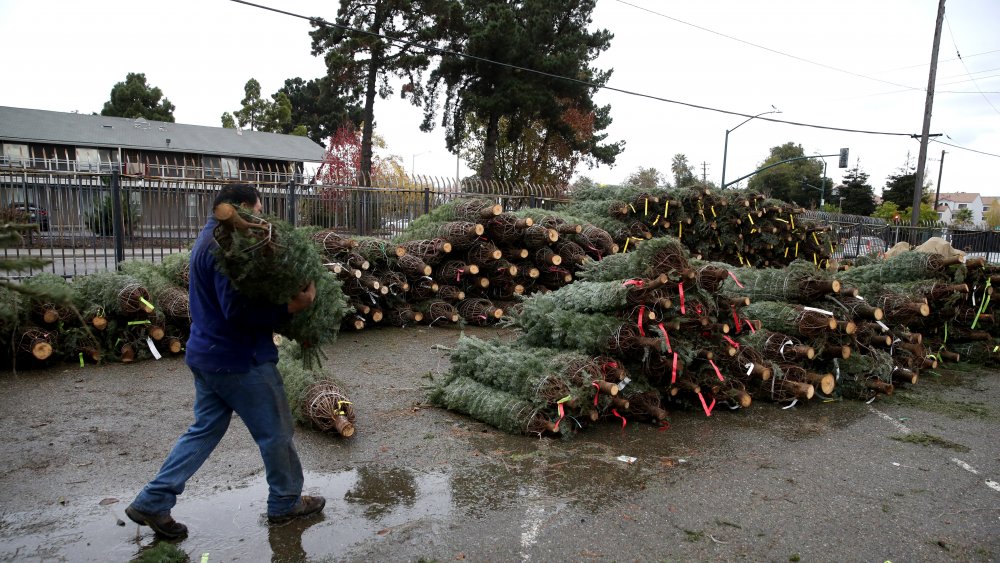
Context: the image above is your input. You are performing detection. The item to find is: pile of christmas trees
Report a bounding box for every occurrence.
[430,186,1000,436]
[308,197,619,331]
[1,205,351,370]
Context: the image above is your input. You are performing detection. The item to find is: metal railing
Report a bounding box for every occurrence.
[1,166,568,279]
[800,210,1000,262]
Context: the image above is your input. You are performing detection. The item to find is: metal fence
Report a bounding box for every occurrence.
[1,165,567,279]
[801,210,1000,262]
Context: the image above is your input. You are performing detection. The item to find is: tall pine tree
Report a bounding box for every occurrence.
[835,165,876,216]
[310,0,452,182]
[422,0,622,182]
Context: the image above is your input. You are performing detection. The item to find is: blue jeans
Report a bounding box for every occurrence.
[131,362,304,517]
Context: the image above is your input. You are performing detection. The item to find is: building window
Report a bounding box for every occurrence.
[984,206,990,213]
[958,203,968,209]
[187,194,200,220]
[77,147,116,172]
[2,143,29,166]
[202,156,239,179]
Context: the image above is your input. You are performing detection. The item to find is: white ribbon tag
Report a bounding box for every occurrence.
[876,320,889,332]
[146,336,162,360]
[803,306,834,316]
[745,362,754,376]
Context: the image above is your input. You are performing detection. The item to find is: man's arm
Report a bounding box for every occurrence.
[213,269,305,327]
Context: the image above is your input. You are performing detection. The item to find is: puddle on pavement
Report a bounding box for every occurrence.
[0,452,658,562]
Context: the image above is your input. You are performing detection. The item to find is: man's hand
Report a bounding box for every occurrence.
[287,281,317,314]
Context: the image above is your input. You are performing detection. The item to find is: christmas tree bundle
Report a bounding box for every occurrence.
[429,375,562,435]
[720,260,841,304]
[212,204,349,366]
[20,273,76,325]
[278,341,356,437]
[448,337,619,401]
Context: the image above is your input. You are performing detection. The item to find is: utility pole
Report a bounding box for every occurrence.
[933,149,946,211]
[701,162,709,183]
[910,0,946,228]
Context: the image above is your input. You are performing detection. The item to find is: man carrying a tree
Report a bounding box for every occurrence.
[125,185,323,539]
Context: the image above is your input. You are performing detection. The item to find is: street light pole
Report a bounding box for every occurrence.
[721,108,780,189]
[411,151,429,177]
[819,158,827,208]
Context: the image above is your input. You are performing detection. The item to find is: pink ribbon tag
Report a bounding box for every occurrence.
[698,391,716,417]
[679,282,686,315]
[658,322,672,353]
[728,271,744,288]
[612,409,627,431]
[671,352,678,384]
[709,359,725,381]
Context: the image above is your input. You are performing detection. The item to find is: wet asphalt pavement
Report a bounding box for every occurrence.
[0,325,998,562]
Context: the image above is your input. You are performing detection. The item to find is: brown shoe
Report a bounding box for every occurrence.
[267,495,326,524]
[125,505,188,539]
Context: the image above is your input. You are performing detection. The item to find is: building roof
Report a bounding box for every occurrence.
[982,196,1000,206]
[937,192,980,204]
[0,106,325,162]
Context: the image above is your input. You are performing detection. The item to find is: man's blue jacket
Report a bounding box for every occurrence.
[184,216,290,373]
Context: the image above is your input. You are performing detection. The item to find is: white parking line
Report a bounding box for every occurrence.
[519,494,546,561]
[951,458,1000,494]
[867,405,911,434]
[951,458,980,474]
[872,410,998,494]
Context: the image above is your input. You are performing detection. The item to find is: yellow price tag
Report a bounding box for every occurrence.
[747,213,754,225]
[711,205,717,218]
[644,198,649,216]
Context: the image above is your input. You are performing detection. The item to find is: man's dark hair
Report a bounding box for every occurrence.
[212,185,261,209]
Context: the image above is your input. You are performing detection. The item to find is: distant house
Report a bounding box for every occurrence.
[0,106,325,230]
[936,192,984,224]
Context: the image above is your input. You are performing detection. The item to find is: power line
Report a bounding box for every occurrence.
[612,0,924,92]
[232,0,1000,162]
[879,48,1000,72]
[229,0,920,138]
[930,138,1000,158]
[944,15,1000,115]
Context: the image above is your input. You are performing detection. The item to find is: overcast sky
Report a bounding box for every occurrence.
[1,0,998,203]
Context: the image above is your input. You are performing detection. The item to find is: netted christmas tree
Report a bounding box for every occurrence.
[277,340,355,437]
[211,204,350,366]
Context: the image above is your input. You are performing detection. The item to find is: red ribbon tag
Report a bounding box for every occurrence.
[638,306,646,336]
[671,352,678,384]
[456,268,463,282]
[728,271,744,288]
[622,279,643,287]
[592,381,600,406]
[722,335,739,349]
[745,319,757,333]
[553,402,565,432]
[697,391,716,417]
[732,306,741,334]
[679,282,686,315]
[708,359,725,381]
[658,322,671,353]
[612,408,627,431]
[658,420,671,432]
